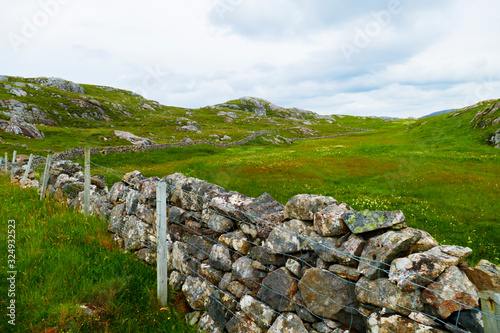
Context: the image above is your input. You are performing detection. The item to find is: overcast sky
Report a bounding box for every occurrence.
[2,0,500,117]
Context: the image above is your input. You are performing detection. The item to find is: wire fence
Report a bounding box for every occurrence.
[1,150,498,333]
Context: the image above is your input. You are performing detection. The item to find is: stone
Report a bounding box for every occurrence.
[257,268,298,312]
[422,266,479,319]
[36,77,86,93]
[209,244,233,272]
[138,177,159,201]
[286,259,302,278]
[199,264,223,285]
[169,270,185,291]
[125,189,145,215]
[328,264,361,281]
[221,135,232,141]
[264,220,314,254]
[227,281,251,299]
[122,170,146,190]
[314,203,351,237]
[465,259,500,292]
[207,190,254,221]
[291,291,320,323]
[121,215,152,251]
[106,182,127,203]
[409,229,438,254]
[342,210,407,234]
[356,277,423,316]
[181,275,215,311]
[219,272,234,291]
[137,248,155,265]
[108,203,126,234]
[240,295,277,329]
[248,247,285,266]
[199,312,224,333]
[366,313,447,333]
[284,194,337,221]
[135,204,154,225]
[206,290,228,330]
[389,245,472,291]
[298,268,357,319]
[9,87,27,97]
[184,234,214,261]
[172,241,193,275]
[268,312,308,333]
[309,235,340,263]
[358,228,422,280]
[239,192,284,238]
[219,230,252,255]
[2,117,45,139]
[447,308,484,333]
[0,75,8,81]
[203,208,234,233]
[226,312,263,333]
[232,257,267,292]
[115,130,156,146]
[185,311,202,326]
[333,234,366,267]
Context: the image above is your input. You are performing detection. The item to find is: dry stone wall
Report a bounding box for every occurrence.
[6,156,500,333]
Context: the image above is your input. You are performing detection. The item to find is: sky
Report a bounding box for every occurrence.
[1,0,500,118]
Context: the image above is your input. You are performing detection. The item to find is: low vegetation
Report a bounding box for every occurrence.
[0,177,196,332]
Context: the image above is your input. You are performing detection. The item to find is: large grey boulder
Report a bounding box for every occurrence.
[356,277,423,316]
[284,194,337,221]
[422,266,479,319]
[257,268,298,312]
[1,117,45,139]
[389,245,472,291]
[114,130,156,146]
[358,228,422,280]
[342,210,407,234]
[298,268,357,319]
[36,77,86,94]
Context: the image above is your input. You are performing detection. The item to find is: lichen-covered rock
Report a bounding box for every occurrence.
[199,312,224,333]
[298,268,357,319]
[240,192,284,238]
[125,189,145,215]
[268,312,308,333]
[257,268,298,312]
[209,243,233,272]
[184,234,214,261]
[232,257,267,292]
[314,203,351,236]
[409,229,438,254]
[107,181,128,203]
[342,210,407,234]
[182,275,215,311]
[169,270,185,291]
[240,295,277,329]
[422,266,479,319]
[465,259,500,292]
[122,170,146,190]
[265,220,314,254]
[358,228,422,280]
[172,241,193,275]
[284,194,337,221]
[356,277,423,316]
[248,246,285,266]
[121,215,153,251]
[199,263,223,285]
[219,230,252,255]
[286,259,302,278]
[389,245,473,291]
[206,290,228,330]
[203,208,234,233]
[36,77,86,93]
[226,311,264,333]
[207,191,254,220]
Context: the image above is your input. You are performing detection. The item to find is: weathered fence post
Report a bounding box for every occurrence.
[21,154,34,187]
[40,154,52,200]
[0,157,3,173]
[480,291,500,333]
[84,148,91,217]
[4,153,7,174]
[156,182,168,306]
[10,151,17,179]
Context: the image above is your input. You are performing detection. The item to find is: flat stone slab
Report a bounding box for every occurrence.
[342,210,406,234]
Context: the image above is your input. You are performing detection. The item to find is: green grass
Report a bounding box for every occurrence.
[87,120,500,265]
[0,177,197,333]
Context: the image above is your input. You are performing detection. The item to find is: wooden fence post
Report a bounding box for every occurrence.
[21,154,34,187]
[84,148,91,217]
[156,182,168,306]
[10,151,17,179]
[480,291,500,333]
[40,155,52,200]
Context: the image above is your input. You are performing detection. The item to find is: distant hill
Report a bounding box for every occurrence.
[419,109,456,119]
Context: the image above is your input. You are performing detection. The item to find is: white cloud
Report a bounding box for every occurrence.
[1,0,499,117]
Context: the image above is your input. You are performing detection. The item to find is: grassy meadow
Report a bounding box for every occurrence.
[0,177,196,333]
[86,111,500,265]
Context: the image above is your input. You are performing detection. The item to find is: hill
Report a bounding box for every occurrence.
[419,109,456,119]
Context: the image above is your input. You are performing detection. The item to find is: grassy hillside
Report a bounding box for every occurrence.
[0,176,196,333]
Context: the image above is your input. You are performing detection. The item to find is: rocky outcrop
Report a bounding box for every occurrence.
[35,77,86,94]
[114,130,156,146]
[0,117,45,139]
